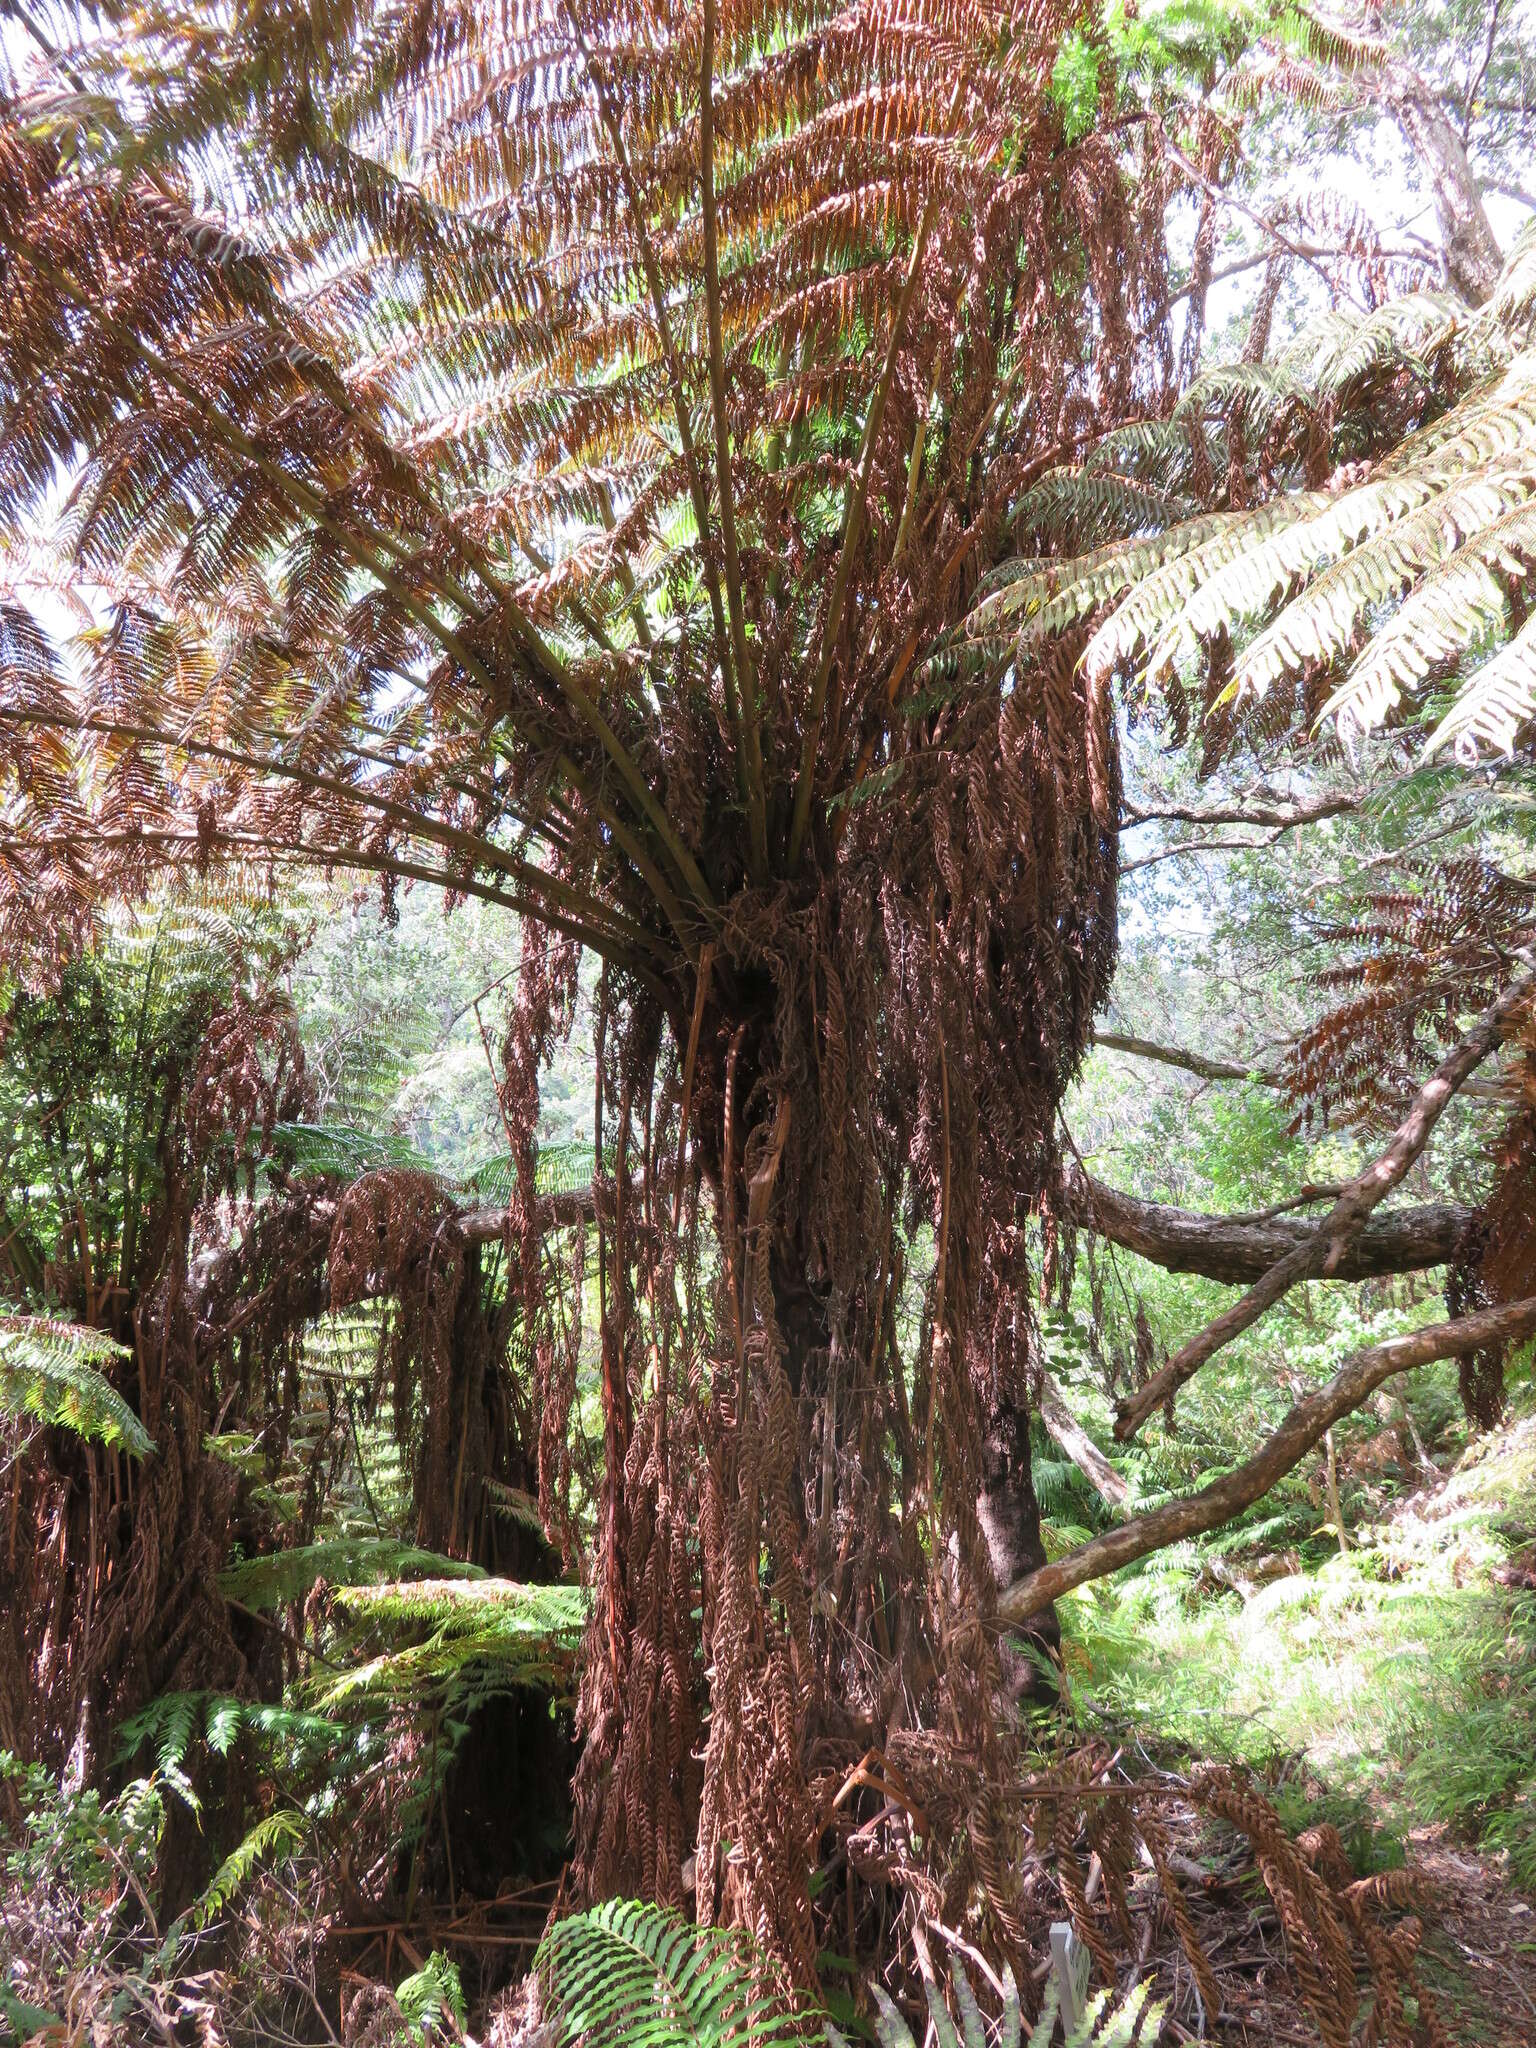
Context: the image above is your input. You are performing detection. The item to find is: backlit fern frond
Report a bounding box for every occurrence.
[1488,220,1536,332]
[1428,611,1536,758]
[0,1315,151,1455]
[971,228,1536,758]
[319,1577,588,1711]
[537,1899,819,2048]
[219,1538,483,1613]
[1238,471,1536,710]
[1318,499,1536,734]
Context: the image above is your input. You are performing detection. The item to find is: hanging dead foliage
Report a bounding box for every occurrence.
[0,0,1238,1984]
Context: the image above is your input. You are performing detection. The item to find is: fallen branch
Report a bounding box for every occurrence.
[1113,961,1536,1441]
[458,1189,597,1241]
[1062,1168,1470,1287]
[999,1296,1536,1622]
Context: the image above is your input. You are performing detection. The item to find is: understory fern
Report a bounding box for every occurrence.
[537,1900,819,2048]
[0,1315,151,1456]
[538,1915,1161,2048]
[320,1577,588,1712]
[220,1537,484,1613]
[396,1951,468,2042]
[194,1809,306,1929]
[115,1693,345,1814]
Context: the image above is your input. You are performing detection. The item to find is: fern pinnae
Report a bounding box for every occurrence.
[1234,461,1536,706]
[1321,497,1536,736]
[538,1899,819,2048]
[1081,496,1325,685]
[193,1808,306,1929]
[0,1315,151,1457]
[219,1537,484,1613]
[1426,609,1536,758]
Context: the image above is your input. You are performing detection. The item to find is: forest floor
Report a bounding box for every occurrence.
[1061,1400,1536,2043]
[1407,1828,1536,2046]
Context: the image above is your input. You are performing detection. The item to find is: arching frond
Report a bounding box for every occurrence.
[319,1577,588,1711]
[971,227,1536,758]
[0,1316,151,1455]
[1428,611,1536,758]
[219,1538,483,1613]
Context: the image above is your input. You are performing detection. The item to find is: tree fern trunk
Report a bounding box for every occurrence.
[978,1394,1060,1706]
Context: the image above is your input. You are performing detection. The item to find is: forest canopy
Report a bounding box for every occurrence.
[0,1,1534,2044]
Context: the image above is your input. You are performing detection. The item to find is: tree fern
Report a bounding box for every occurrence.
[0,1315,151,1456]
[272,1122,436,1181]
[537,1900,819,2048]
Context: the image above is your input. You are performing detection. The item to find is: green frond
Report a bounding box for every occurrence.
[461,1140,598,1202]
[193,1809,306,1929]
[537,1899,819,2048]
[0,1315,151,1457]
[1141,408,1533,684]
[319,1578,588,1711]
[1009,470,1193,551]
[115,1693,345,1803]
[1310,292,1464,396]
[968,510,1253,653]
[1233,466,1536,706]
[968,220,1536,755]
[273,1122,437,1180]
[219,1538,484,1614]
[1278,4,1390,75]
[396,1951,467,2042]
[1174,360,1303,432]
[1080,495,1325,684]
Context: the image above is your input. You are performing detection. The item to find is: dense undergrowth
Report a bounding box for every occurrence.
[1059,1390,1536,1891]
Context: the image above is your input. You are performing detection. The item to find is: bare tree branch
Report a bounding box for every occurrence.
[1038,1373,1131,1511]
[1122,791,1364,829]
[1000,1295,1536,1621]
[1093,1031,1278,1086]
[1062,1167,1470,1287]
[1091,1028,1515,1103]
[1120,834,1279,872]
[1113,959,1536,1440]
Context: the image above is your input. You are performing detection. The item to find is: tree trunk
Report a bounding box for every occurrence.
[977,1393,1060,1706]
[1373,57,1503,303]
